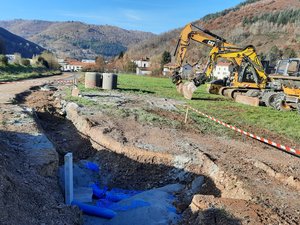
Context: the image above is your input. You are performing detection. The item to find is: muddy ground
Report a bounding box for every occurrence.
[1,80,300,224]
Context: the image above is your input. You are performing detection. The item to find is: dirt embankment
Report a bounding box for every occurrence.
[18,88,300,225]
[0,104,81,225]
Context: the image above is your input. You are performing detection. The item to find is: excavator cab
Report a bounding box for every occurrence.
[275,59,300,77]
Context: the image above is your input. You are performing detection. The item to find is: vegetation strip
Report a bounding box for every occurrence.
[185,105,300,157]
[0,79,73,84]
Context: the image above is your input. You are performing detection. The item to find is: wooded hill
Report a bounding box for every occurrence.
[126,0,300,66]
[0,27,45,58]
[0,20,156,59]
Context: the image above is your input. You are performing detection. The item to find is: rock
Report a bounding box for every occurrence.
[72,87,80,97]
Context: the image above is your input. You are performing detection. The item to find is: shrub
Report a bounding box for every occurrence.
[0,55,8,66]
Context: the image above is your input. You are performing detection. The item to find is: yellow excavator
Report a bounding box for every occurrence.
[171,23,269,100]
[171,23,300,112]
[268,58,300,112]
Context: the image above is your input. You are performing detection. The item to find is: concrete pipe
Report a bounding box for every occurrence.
[85,72,102,88]
[102,73,118,90]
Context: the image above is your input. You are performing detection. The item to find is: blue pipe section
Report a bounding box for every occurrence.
[72,200,116,219]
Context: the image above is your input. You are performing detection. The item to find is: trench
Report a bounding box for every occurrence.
[17,88,251,224]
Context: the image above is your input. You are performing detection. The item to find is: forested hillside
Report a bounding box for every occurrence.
[127,0,300,66]
[0,20,156,59]
[0,27,44,58]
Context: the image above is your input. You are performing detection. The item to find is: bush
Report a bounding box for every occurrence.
[124,61,137,73]
[0,55,8,66]
[21,59,31,66]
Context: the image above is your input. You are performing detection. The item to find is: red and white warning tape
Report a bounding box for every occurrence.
[185,105,300,157]
[0,80,74,85]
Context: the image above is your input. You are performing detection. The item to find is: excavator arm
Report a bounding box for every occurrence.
[171,23,268,99]
[174,23,238,69]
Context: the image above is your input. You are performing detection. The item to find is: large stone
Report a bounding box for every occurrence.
[235,95,259,107]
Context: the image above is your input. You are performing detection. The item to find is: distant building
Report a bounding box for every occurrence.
[163,63,178,76]
[59,59,95,72]
[133,58,150,68]
[82,59,96,63]
[136,67,152,75]
[134,57,151,75]
[5,54,16,63]
[212,62,232,79]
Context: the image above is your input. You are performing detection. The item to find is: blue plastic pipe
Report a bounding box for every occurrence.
[72,200,116,219]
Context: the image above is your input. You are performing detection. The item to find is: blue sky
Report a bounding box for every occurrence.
[0,0,244,34]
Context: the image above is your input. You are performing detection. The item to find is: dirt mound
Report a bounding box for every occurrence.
[0,105,81,225]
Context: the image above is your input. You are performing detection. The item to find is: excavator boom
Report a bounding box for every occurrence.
[172,23,268,99]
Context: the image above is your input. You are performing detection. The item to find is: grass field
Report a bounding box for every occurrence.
[0,64,61,82]
[73,73,300,143]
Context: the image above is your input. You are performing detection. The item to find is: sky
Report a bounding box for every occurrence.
[0,0,244,34]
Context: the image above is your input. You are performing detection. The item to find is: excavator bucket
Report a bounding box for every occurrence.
[176,82,197,100]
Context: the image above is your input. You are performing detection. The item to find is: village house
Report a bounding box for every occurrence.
[133,57,151,75]
[59,59,96,72]
[136,67,152,75]
[163,63,178,76]
[82,59,96,63]
[212,62,232,79]
[5,54,16,63]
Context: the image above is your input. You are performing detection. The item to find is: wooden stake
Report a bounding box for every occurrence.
[184,107,189,124]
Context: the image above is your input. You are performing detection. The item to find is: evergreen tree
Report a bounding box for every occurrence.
[118,51,124,59]
[283,48,297,59]
[161,51,171,66]
[267,46,282,65]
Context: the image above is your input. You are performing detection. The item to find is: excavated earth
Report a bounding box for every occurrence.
[1,81,300,224]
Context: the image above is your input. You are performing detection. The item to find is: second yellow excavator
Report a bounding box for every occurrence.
[171,23,269,100]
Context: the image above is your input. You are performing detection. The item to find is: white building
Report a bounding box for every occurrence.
[163,63,178,76]
[134,58,150,68]
[82,59,96,63]
[5,54,16,63]
[136,67,152,75]
[134,57,151,75]
[212,62,232,79]
[59,59,95,72]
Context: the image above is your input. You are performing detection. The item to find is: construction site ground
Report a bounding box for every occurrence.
[1,74,300,225]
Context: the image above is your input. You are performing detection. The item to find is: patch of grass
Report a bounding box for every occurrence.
[64,88,97,107]
[131,108,181,128]
[0,64,61,82]
[117,74,300,142]
[68,73,300,143]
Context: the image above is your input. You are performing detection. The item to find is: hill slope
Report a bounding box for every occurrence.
[0,27,45,58]
[0,20,156,59]
[127,0,300,65]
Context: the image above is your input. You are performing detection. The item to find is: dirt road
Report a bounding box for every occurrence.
[0,73,75,103]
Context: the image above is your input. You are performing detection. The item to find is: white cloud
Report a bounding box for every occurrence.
[123,10,142,21]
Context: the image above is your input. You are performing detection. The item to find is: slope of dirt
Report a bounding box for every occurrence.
[19,87,300,224]
[0,104,81,225]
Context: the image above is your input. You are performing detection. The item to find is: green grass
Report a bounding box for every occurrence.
[70,73,300,143]
[0,64,61,82]
[117,74,300,142]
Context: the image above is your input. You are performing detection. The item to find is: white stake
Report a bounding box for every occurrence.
[64,153,73,205]
[184,108,189,124]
